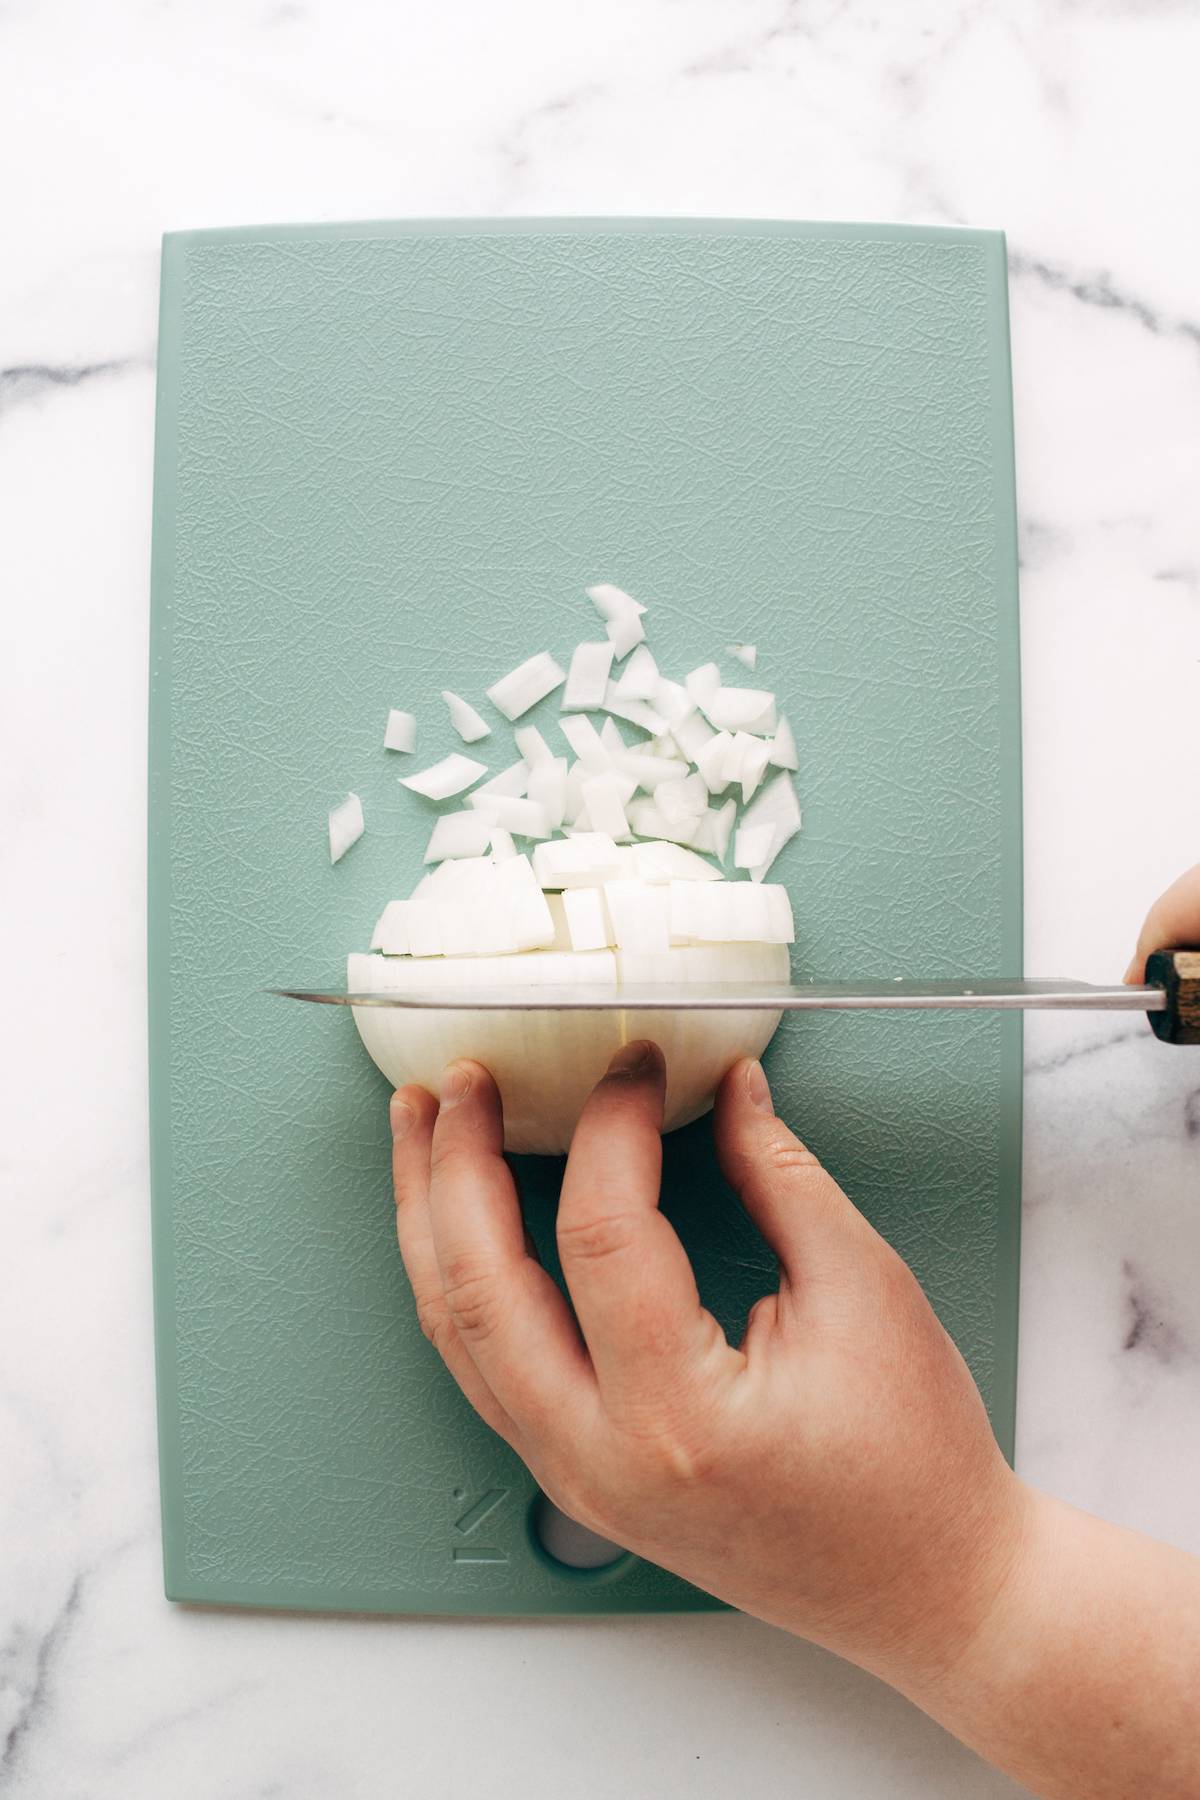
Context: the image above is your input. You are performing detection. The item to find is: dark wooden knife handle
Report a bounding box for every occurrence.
[1146,949,1200,1044]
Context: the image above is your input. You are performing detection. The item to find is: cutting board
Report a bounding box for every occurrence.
[149,219,1022,1615]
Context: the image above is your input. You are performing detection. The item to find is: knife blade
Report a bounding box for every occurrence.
[269,976,1166,1014]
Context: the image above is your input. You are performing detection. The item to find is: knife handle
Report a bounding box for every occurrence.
[1146,949,1200,1044]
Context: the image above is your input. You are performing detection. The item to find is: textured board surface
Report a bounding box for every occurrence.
[149,219,1022,1615]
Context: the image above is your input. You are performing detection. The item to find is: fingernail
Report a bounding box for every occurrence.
[609,1040,652,1076]
[390,1093,414,1140]
[440,1064,471,1107]
[745,1060,771,1112]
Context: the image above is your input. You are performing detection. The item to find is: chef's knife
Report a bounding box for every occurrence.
[271,949,1200,1043]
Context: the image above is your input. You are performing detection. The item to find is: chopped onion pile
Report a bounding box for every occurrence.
[338,583,806,1150]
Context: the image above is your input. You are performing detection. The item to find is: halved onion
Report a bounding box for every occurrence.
[348,940,788,1154]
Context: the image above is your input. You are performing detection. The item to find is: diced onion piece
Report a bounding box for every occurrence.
[728,643,757,670]
[702,685,777,735]
[654,677,695,728]
[603,879,670,953]
[695,731,734,795]
[563,760,587,825]
[655,773,709,824]
[441,690,491,743]
[602,683,669,737]
[562,640,615,711]
[383,710,416,754]
[586,583,646,622]
[490,829,517,861]
[765,885,795,944]
[515,724,554,767]
[613,644,659,701]
[474,760,529,799]
[616,750,690,793]
[408,872,437,900]
[685,662,721,709]
[527,757,568,830]
[734,822,775,870]
[633,841,724,883]
[700,798,738,864]
[582,773,630,840]
[605,612,645,660]
[424,855,494,894]
[600,716,627,757]
[560,713,611,770]
[768,715,799,772]
[328,792,365,863]
[727,731,771,803]
[563,886,613,951]
[626,797,701,846]
[468,793,551,838]
[739,770,802,880]
[400,753,488,800]
[532,832,626,889]
[486,651,566,721]
[405,900,443,957]
[671,709,716,763]
[424,810,497,863]
[371,900,410,953]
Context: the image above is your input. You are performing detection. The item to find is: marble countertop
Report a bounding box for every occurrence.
[2,3,1197,1795]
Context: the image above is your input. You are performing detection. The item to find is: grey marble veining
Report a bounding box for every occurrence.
[0,1,1197,1795]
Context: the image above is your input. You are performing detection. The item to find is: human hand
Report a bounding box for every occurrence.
[1124,861,1200,983]
[388,1045,1028,1689]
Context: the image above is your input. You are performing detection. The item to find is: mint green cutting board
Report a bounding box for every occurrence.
[149,219,1022,1615]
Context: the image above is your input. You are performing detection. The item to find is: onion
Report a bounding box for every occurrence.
[349,939,788,1154]
[343,579,805,1153]
[328,793,364,863]
[400,753,488,801]
[441,690,490,743]
[769,715,799,772]
[562,641,615,711]
[383,710,416,753]
[486,652,566,721]
[605,612,645,660]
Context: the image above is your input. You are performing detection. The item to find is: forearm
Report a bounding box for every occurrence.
[901,1488,1200,1799]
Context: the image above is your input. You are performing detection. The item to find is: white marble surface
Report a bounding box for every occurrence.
[2,3,1198,1795]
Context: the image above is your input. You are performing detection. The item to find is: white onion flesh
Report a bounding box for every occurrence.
[562,641,615,711]
[474,760,529,799]
[486,652,566,721]
[329,793,365,863]
[424,810,496,863]
[347,579,805,1153]
[383,710,417,754]
[348,941,787,1153]
[442,690,491,743]
[401,753,488,801]
[769,716,799,772]
[514,724,554,767]
[587,583,646,623]
[602,684,668,736]
[605,612,645,660]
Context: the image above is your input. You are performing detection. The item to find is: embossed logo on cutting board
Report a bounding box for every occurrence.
[451,1486,509,1564]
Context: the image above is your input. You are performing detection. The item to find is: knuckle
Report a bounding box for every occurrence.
[440,1260,503,1344]
[414,1297,457,1359]
[557,1210,639,1267]
[762,1131,821,1177]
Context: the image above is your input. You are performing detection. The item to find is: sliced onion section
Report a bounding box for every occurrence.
[329,793,365,863]
[400,753,488,800]
[383,710,416,753]
[486,652,566,721]
[441,690,491,743]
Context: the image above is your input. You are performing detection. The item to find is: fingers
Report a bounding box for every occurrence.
[713,1059,882,1300]
[425,1063,598,1436]
[558,1043,736,1409]
[1125,862,1200,982]
[390,1084,517,1444]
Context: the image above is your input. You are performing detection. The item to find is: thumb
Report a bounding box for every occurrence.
[1124,862,1200,983]
[713,1058,882,1291]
